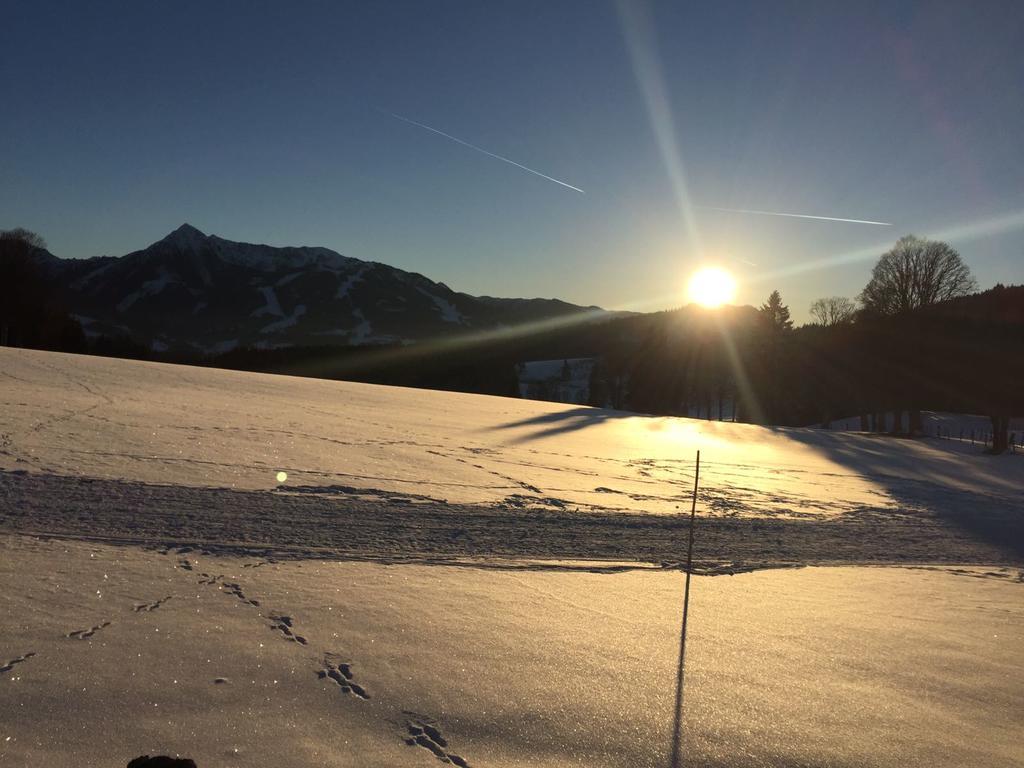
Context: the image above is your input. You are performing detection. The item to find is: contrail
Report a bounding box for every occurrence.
[698,205,891,226]
[384,110,585,194]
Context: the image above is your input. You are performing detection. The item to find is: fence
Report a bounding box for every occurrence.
[931,424,1018,454]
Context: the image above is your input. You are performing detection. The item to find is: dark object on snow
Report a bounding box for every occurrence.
[127,757,197,768]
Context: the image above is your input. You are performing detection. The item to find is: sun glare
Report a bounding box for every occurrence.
[686,267,736,308]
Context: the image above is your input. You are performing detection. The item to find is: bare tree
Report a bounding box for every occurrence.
[859,235,976,436]
[809,296,856,326]
[860,235,976,315]
[0,228,83,351]
[0,227,47,250]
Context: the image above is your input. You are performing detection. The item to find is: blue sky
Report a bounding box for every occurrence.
[2,1,1022,320]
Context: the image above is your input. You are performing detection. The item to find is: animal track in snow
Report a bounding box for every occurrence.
[268,614,307,645]
[1,651,36,673]
[197,572,261,606]
[220,581,260,606]
[67,621,111,639]
[133,596,173,612]
[317,655,369,699]
[426,447,544,497]
[403,714,470,766]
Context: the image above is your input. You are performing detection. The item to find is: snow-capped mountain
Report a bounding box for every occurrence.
[44,224,604,354]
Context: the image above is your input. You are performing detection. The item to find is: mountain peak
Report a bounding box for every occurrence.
[172,222,205,236]
[160,223,208,250]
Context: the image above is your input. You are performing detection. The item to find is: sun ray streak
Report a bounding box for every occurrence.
[384,110,585,194]
[714,315,765,426]
[616,0,701,254]
[277,307,613,381]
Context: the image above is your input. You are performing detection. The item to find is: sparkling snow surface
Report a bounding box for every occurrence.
[0,538,1020,768]
[2,348,1020,521]
[1,348,1022,767]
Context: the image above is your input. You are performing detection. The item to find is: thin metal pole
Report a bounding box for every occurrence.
[670,449,700,768]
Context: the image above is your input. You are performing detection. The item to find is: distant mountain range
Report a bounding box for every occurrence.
[34,224,605,354]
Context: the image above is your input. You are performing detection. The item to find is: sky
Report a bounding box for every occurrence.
[2,0,1022,321]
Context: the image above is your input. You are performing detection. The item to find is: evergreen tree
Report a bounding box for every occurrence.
[754,290,793,423]
[759,290,793,331]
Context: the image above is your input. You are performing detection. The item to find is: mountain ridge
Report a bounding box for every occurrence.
[39,224,608,354]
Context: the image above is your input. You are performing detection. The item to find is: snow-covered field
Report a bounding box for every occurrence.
[1,348,1022,767]
[828,411,1024,442]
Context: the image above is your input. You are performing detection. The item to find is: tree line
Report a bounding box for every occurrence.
[588,235,1020,453]
[0,229,86,351]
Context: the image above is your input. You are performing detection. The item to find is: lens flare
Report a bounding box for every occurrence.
[687,267,736,308]
[276,471,288,484]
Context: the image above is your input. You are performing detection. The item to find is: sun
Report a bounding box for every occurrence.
[686,267,736,308]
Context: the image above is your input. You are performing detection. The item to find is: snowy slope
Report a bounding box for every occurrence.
[1,348,1023,767]
[2,348,1021,530]
[0,537,1020,768]
[828,411,1024,441]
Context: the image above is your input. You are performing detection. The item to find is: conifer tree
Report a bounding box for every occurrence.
[759,290,793,331]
